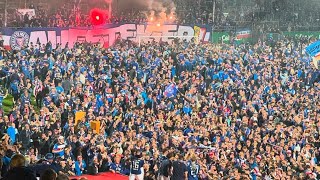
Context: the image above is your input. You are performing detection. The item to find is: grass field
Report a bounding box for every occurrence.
[2,94,39,115]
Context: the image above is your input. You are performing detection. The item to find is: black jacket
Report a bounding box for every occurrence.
[20,129,32,146]
[87,163,100,175]
[1,166,37,180]
[39,138,51,156]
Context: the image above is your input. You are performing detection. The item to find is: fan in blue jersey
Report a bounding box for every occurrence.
[129,151,144,180]
[187,156,200,180]
[110,154,125,174]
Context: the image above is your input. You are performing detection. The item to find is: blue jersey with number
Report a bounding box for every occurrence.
[187,161,200,180]
[130,159,144,175]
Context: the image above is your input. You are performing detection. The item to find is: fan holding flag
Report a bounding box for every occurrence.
[163,83,178,98]
[305,40,320,69]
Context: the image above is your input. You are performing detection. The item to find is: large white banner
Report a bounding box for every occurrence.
[1,24,212,50]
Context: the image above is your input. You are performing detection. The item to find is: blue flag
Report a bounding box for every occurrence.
[164,83,177,97]
[306,40,320,57]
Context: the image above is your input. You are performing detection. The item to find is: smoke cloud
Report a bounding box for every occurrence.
[147,0,176,14]
[115,0,176,21]
[84,0,176,22]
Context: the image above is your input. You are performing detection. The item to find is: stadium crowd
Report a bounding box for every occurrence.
[0,32,318,180]
[6,5,90,28]
[3,0,320,30]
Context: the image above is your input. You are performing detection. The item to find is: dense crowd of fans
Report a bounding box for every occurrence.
[0,30,319,180]
[6,5,90,28]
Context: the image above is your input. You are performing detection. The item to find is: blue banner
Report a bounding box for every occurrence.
[164,83,177,98]
[306,40,320,57]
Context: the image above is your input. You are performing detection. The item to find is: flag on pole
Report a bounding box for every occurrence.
[194,26,201,44]
[236,30,251,40]
[164,83,177,98]
[306,40,320,57]
[306,40,320,69]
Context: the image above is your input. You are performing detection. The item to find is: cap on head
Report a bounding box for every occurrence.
[45,153,54,160]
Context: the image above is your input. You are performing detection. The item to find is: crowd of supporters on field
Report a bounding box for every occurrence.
[0,30,319,179]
